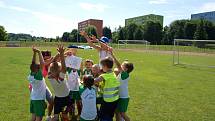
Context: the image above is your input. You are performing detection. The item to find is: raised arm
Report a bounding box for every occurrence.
[57,45,66,73]
[110,51,122,72]
[32,46,45,69]
[32,46,37,64]
[80,31,101,51]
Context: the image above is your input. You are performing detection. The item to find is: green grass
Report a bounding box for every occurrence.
[0,47,215,121]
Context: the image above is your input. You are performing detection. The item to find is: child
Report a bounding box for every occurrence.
[94,57,120,121]
[48,45,71,121]
[80,31,112,62]
[41,50,54,121]
[83,59,94,76]
[65,48,82,119]
[111,52,134,121]
[28,46,47,121]
[79,75,97,121]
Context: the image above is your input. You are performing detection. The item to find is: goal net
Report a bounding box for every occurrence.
[117,40,150,49]
[173,39,215,68]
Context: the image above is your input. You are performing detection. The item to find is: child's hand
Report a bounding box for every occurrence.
[57,45,65,54]
[32,46,40,53]
[90,35,99,42]
[80,31,87,36]
[108,47,113,53]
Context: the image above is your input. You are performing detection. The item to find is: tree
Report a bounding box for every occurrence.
[0,25,7,41]
[103,27,112,39]
[112,31,119,43]
[70,29,78,42]
[184,22,197,39]
[62,32,70,42]
[85,25,97,37]
[144,21,163,44]
[126,23,138,40]
[193,19,208,47]
[162,26,172,45]
[194,19,208,40]
[169,20,189,39]
[118,26,126,40]
[203,20,215,40]
[134,26,144,40]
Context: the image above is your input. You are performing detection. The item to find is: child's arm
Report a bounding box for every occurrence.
[57,45,66,73]
[80,31,101,51]
[32,46,37,64]
[110,51,123,75]
[44,57,53,66]
[94,76,104,84]
[37,50,45,69]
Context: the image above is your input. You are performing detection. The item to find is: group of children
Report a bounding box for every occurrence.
[27,31,134,121]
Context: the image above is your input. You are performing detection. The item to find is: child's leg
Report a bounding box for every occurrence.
[46,88,54,117]
[31,114,36,121]
[120,112,130,121]
[35,116,43,121]
[51,114,59,121]
[115,112,121,121]
[76,100,82,116]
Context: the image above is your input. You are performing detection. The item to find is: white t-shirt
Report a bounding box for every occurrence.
[67,71,80,91]
[28,75,46,100]
[99,50,112,61]
[80,88,97,120]
[48,72,70,97]
[117,72,130,98]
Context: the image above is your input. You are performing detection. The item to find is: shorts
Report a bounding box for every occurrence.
[117,98,129,112]
[96,97,103,104]
[99,100,119,120]
[69,91,81,100]
[54,96,71,114]
[30,100,47,117]
[46,87,53,103]
[80,117,95,121]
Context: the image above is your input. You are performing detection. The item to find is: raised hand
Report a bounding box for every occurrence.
[57,44,65,54]
[80,31,87,37]
[90,35,99,42]
[32,45,40,53]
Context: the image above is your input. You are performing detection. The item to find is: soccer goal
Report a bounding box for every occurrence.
[173,39,215,68]
[117,40,150,49]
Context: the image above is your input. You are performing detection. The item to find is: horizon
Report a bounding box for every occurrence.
[1,0,215,38]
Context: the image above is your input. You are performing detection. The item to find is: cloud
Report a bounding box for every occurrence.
[200,2,215,12]
[0,1,75,37]
[149,0,168,4]
[79,2,108,12]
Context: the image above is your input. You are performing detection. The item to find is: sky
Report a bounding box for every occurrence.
[0,0,215,38]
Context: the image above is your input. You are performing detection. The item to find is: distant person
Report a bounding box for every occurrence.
[111,51,134,121]
[27,46,47,121]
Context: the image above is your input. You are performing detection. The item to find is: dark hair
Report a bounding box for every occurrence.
[124,61,134,73]
[83,75,94,89]
[42,51,51,57]
[100,57,113,69]
[85,59,94,65]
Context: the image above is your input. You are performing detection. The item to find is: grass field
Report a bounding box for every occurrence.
[0,47,215,121]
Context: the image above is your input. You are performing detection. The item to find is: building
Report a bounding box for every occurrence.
[191,11,215,23]
[78,19,103,37]
[125,14,164,27]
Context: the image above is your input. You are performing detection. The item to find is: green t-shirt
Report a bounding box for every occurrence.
[30,69,43,80]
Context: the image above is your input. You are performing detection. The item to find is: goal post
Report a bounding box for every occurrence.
[117,40,150,49]
[173,39,215,68]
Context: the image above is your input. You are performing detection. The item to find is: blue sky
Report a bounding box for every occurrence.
[0,0,215,38]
